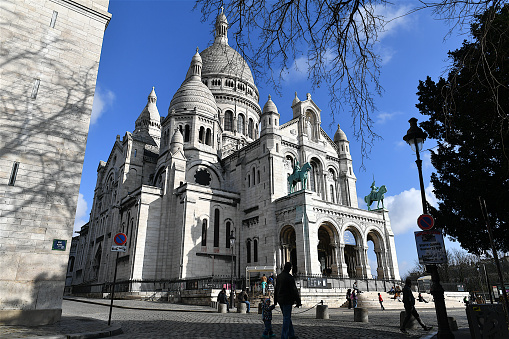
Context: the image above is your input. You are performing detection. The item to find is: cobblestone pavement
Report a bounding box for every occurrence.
[0,298,470,338]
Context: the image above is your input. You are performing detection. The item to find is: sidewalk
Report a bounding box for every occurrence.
[0,297,472,339]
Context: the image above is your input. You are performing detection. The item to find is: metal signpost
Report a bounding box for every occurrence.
[108,233,127,325]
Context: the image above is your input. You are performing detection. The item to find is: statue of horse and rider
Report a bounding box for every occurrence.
[364,180,387,210]
[287,161,311,193]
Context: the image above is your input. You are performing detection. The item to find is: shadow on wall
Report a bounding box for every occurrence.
[0,7,99,245]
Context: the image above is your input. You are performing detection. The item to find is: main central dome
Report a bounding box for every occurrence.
[200,43,254,84]
[200,9,257,93]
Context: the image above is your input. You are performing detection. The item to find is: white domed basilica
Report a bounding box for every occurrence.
[70,10,400,302]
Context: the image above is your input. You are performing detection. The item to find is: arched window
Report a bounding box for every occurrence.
[257,170,260,184]
[199,126,205,143]
[214,209,220,247]
[246,239,251,263]
[184,125,190,142]
[253,239,258,262]
[310,160,320,193]
[248,118,254,138]
[201,219,207,246]
[238,114,245,135]
[252,167,256,186]
[226,221,231,248]
[225,111,233,131]
[205,128,212,146]
[330,185,335,203]
[247,174,250,187]
[68,256,75,272]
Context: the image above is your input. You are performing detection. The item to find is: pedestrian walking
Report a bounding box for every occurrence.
[275,262,302,339]
[261,298,276,338]
[400,278,433,334]
[261,274,268,295]
[378,293,385,310]
[217,288,229,312]
[351,290,358,308]
[346,289,352,309]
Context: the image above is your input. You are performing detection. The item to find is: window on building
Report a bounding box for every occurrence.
[50,11,58,28]
[238,114,245,134]
[254,239,258,262]
[252,167,256,186]
[201,219,207,246]
[246,240,251,263]
[214,209,220,247]
[184,125,190,142]
[248,118,254,138]
[226,221,231,248]
[225,111,233,131]
[330,185,335,203]
[8,161,19,186]
[198,127,205,143]
[205,128,212,146]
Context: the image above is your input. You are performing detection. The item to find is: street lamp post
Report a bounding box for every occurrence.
[403,118,454,339]
[229,230,236,308]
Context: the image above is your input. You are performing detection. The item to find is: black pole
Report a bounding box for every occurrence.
[479,197,509,320]
[108,252,119,326]
[415,140,454,338]
[230,245,234,308]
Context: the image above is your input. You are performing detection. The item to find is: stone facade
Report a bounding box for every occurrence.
[0,0,110,325]
[70,11,400,294]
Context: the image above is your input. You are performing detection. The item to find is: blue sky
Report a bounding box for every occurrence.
[74,0,471,277]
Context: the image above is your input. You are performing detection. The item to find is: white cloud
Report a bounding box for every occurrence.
[385,183,437,235]
[90,86,115,125]
[73,193,88,235]
[373,4,413,41]
[376,110,401,124]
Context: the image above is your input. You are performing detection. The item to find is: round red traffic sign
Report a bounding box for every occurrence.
[114,233,127,246]
[417,214,435,230]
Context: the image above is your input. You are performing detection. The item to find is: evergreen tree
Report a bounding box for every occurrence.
[416,5,509,254]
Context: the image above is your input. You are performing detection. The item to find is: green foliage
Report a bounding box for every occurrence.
[416,5,509,254]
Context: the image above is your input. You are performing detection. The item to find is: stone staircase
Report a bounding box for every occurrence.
[340,291,466,309]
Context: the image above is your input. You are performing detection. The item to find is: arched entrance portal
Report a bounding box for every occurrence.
[317,225,336,275]
[280,226,297,275]
[367,230,386,279]
[343,229,358,278]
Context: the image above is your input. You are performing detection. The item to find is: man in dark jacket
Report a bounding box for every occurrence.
[400,278,432,333]
[275,262,301,339]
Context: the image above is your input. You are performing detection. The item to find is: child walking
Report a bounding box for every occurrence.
[261,298,276,338]
[378,293,385,310]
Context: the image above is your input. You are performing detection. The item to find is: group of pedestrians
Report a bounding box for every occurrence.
[219,266,432,338]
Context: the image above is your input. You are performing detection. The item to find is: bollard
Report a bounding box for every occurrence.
[218,303,228,313]
[399,311,418,330]
[316,304,329,319]
[237,302,247,313]
[354,308,368,322]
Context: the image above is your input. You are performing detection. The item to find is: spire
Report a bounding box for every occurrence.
[134,87,161,146]
[292,92,300,106]
[185,49,203,81]
[215,7,228,45]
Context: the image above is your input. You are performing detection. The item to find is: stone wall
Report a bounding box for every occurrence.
[0,0,110,325]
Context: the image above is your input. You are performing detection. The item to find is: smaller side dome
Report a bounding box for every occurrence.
[262,95,278,115]
[334,124,348,142]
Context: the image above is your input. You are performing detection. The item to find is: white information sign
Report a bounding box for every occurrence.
[111,245,127,252]
[415,230,447,264]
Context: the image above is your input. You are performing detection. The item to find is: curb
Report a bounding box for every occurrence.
[67,326,123,339]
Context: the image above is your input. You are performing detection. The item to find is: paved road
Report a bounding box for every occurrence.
[60,298,469,339]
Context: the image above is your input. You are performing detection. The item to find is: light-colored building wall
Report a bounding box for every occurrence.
[0,0,110,325]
